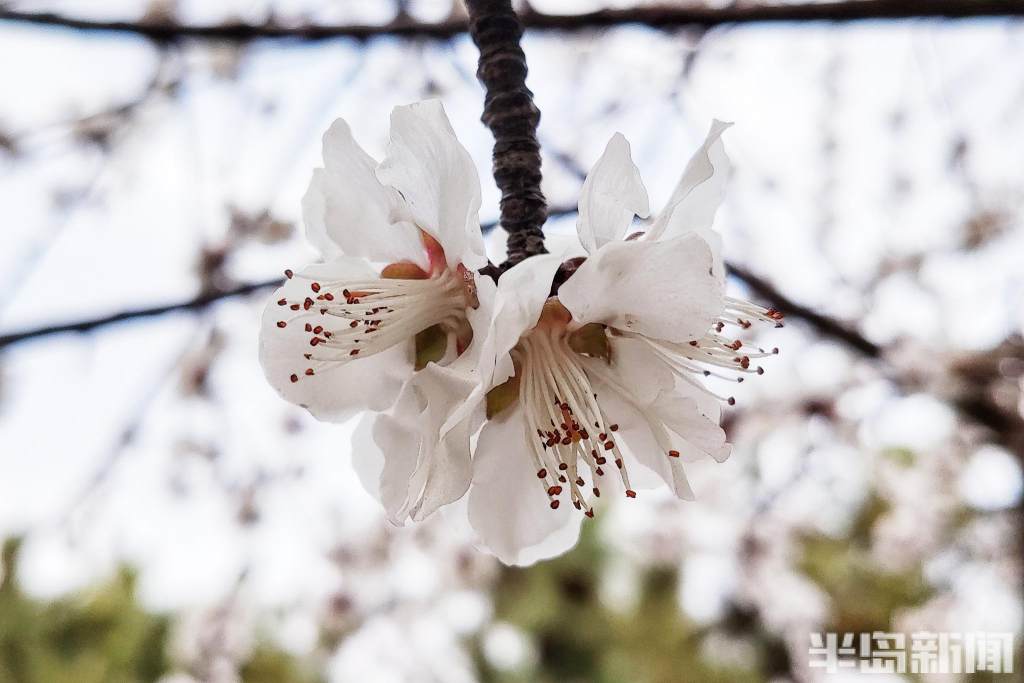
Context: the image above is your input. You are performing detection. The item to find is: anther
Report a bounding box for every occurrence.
[536,468,547,479]
[284,269,293,279]
[311,282,321,293]
[276,321,287,328]
[289,373,298,383]
[668,450,680,458]
[625,489,637,498]
[549,500,560,510]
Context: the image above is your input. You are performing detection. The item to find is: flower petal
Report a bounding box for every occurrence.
[647,120,732,246]
[576,133,650,254]
[467,406,583,565]
[373,362,477,524]
[258,259,412,422]
[558,233,725,343]
[376,100,486,270]
[303,119,424,266]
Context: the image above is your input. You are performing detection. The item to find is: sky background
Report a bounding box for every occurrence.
[0,1,1022,681]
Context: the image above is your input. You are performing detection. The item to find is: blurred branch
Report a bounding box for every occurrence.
[467,0,547,267]
[0,279,278,349]
[0,214,870,355]
[1,1,1021,43]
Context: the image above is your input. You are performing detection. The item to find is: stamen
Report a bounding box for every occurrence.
[278,267,469,383]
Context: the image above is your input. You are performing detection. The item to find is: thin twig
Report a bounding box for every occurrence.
[1,1,1020,43]
[466,0,547,267]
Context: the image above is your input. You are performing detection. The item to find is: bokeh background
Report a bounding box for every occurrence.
[1,1,1022,681]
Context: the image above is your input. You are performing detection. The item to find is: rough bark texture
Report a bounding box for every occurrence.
[465,0,547,267]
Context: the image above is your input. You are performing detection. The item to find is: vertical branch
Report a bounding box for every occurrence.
[465,0,547,268]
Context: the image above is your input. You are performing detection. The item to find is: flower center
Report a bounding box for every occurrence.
[273,266,470,384]
[513,305,637,517]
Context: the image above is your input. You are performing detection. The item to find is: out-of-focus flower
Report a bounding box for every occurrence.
[259,100,493,423]
[457,122,783,565]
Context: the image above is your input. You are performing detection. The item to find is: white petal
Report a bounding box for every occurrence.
[467,407,583,565]
[576,133,650,254]
[375,362,477,524]
[351,412,384,502]
[558,234,725,343]
[376,100,487,270]
[647,119,732,247]
[605,335,674,404]
[303,119,424,266]
[258,259,411,422]
[603,336,721,422]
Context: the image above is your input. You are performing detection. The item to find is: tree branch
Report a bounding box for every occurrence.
[1,1,1020,44]
[466,0,547,267]
[0,279,279,349]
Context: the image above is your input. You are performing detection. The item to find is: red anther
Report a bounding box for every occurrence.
[596,467,604,476]
[689,340,699,346]
[289,373,298,383]
[573,500,582,510]
[284,269,294,279]
[727,397,736,405]
[609,424,619,432]
[592,488,600,497]
[350,321,358,328]
[596,457,606,465]
[598,433,607,441]
[547,486,562,496]
[625,489,637,498]
[558,475,567,483]
[729,339,743,351]
[310,338,320,346]
[320,308,328,314]
[350,349,359,356]
[304,323,312,332]
[342,289,351,297]
[311,282,321,293]
[549,500,560,510]
[313,326,323,334]
[560,437,571,446]
[276,321,287,328]
[290,304,300,311]
[304,353,312,360]
[585,509,595,518]
[580,430,589,440]
[603,441,614,450]
[575,477,584,486]
[536,468,547,479]
[324,331,332,338]
[305,368,314,376]
[740,356,750,369]
[303,298,313,310]
[615,458,623,468]
[757,367,765,375]
[766,308,784,320]
[668,450,680,458]
[772,347,780,354]
[324,292,334,301]
[558,463,568,471]
[277,298,287,306]
[739,319,752,329]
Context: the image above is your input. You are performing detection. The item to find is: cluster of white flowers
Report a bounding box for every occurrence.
[259,100,782,565]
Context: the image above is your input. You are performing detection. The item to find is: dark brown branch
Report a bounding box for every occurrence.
[2,1,1020,44]
[466,0,547,267]
[726,264,882,358]
[0,279,279,349]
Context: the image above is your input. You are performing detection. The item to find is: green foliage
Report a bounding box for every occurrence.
[797,493,934,634]
[0,538,171,683]
[0,538,322,683]
[475,523,774,683]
